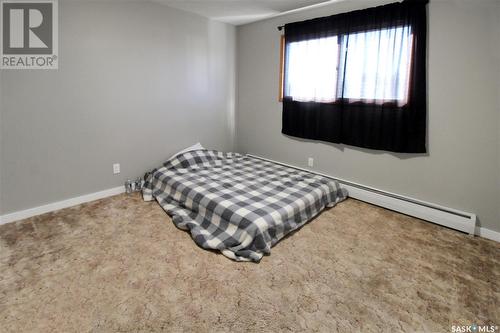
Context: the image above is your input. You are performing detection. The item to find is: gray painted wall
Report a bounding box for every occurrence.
[0,0,236,214]
[236,0,500,232]
[496,2,500,226]
[1,0,499,234]
[0,69,3,215]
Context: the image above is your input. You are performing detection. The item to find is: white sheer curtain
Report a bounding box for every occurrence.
[284,26,413,106]
[285,36,338,103]
[339,26,413,106]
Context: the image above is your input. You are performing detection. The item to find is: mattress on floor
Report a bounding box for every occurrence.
[143,150,347,262]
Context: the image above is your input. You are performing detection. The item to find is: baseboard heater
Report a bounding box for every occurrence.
[248,154,476,235]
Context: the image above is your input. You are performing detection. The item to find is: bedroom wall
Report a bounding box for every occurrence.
[496,3,500,229]
[0,69,3,215]
[0,0,236,214]
[236,0,500,232]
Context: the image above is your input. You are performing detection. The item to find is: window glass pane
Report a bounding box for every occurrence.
[339,26,412,104]
[285,36,338,103]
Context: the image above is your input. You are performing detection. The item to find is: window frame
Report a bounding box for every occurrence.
[279,35,285,102]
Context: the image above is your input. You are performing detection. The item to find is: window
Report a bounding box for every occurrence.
[282,26,413,106]
[280,1,428,154]
[285,36,339,103]
[340,26,413,104]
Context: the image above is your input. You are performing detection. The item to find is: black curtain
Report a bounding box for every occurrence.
[282,0,428,153]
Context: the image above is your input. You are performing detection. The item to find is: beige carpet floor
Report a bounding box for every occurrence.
[0,194,499,332]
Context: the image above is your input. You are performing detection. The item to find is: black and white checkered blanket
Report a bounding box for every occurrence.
[143,150,347,262]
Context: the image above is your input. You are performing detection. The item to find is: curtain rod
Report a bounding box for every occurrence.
[276,0,416,31]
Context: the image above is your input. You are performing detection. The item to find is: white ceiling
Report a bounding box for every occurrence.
[153,0,332,25]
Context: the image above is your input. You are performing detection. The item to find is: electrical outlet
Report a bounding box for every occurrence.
[113,163,120,174]
[308,157,314,167]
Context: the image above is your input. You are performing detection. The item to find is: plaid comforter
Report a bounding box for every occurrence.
[143,150,347,262]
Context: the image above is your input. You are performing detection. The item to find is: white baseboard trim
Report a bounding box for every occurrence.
[0,186,125,226]
[247,154,499,243]
[474,227,500,243]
